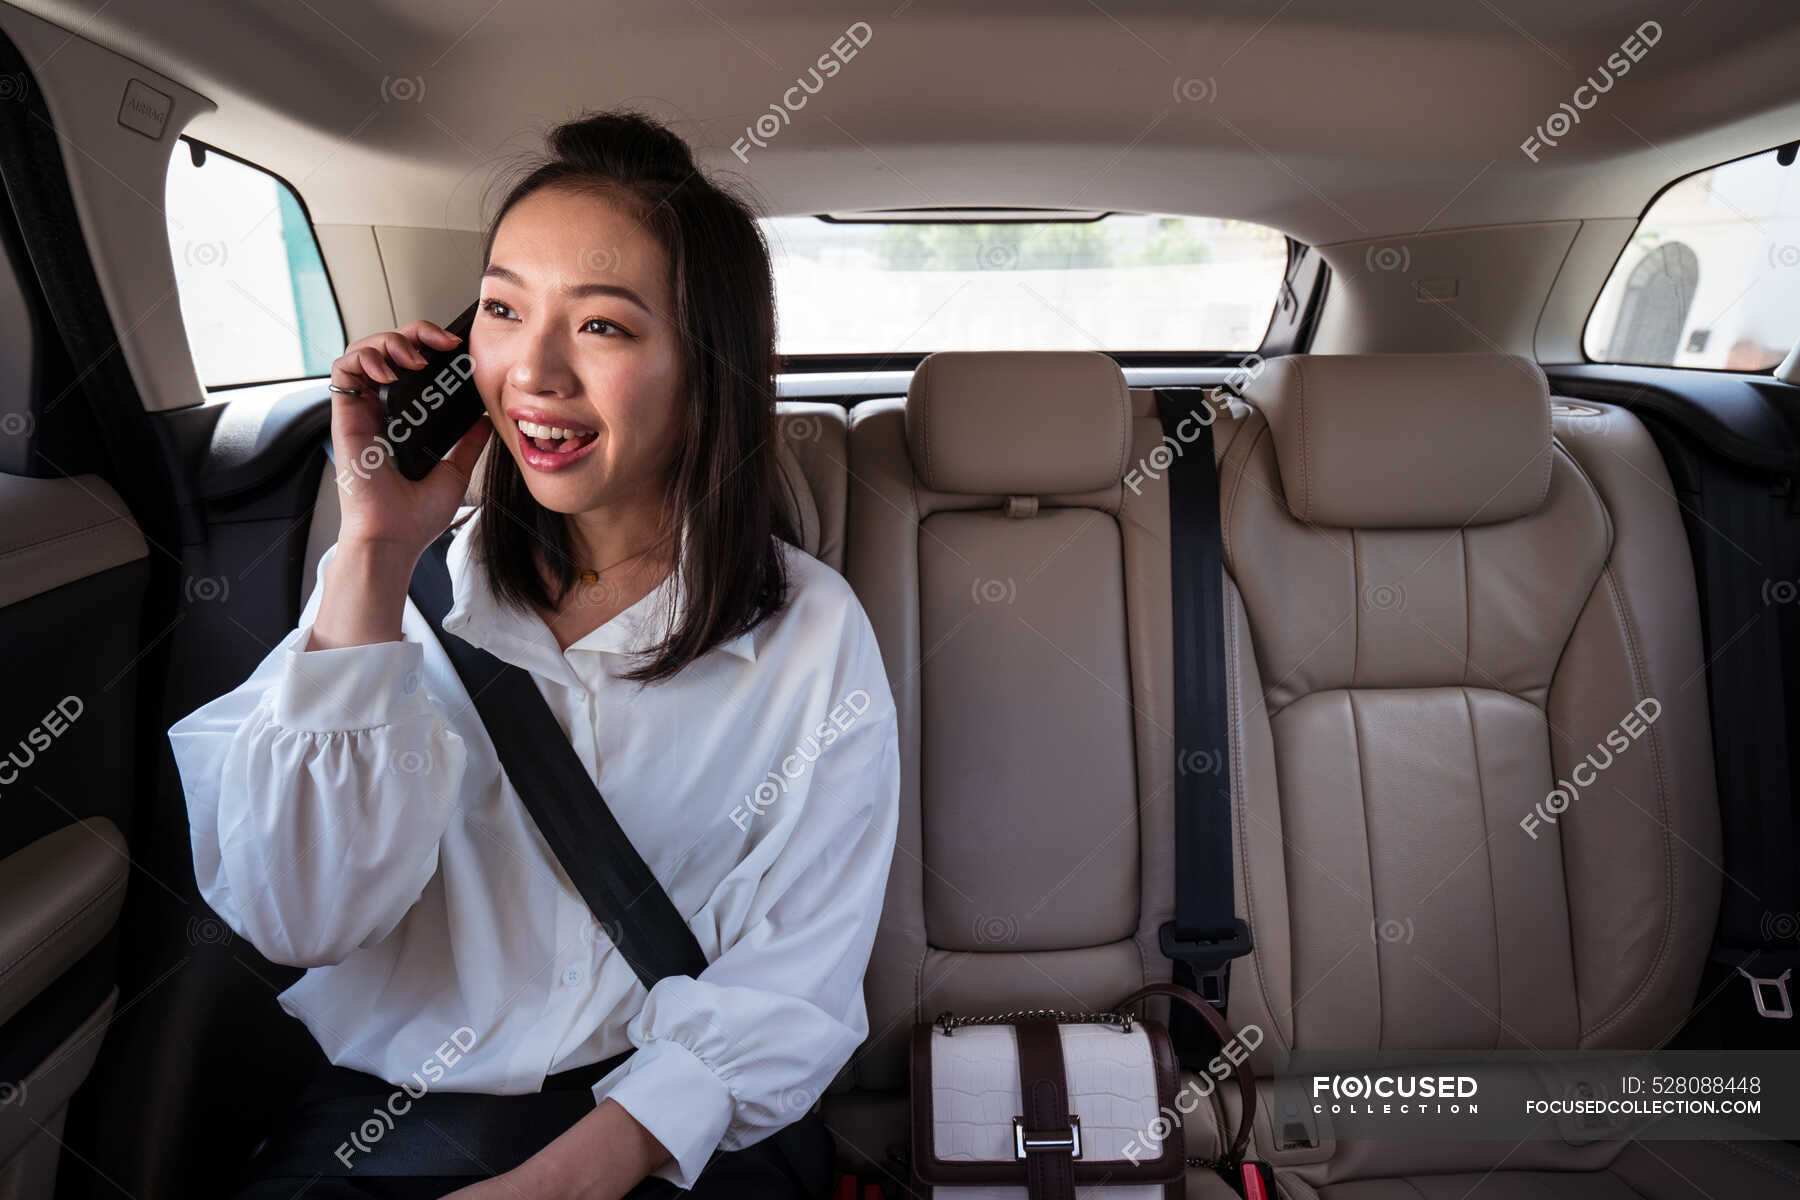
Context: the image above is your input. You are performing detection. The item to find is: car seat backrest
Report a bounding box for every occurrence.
[1223,353,1721,1063]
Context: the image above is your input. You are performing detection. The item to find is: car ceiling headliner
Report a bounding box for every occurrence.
[13,0,1800,244]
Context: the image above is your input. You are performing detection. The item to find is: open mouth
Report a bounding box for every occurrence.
[515,417,599,456]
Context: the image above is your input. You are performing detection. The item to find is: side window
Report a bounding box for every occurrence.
[164,138,344,389]
[1585,143,1800,371]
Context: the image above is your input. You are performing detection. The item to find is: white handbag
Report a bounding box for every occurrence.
[909,982,1257,1200]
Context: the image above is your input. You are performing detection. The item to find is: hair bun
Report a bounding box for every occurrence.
[548,110,696,184]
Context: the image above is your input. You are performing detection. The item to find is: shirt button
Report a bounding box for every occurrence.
[561,965,584,986]
[402,670,421,694]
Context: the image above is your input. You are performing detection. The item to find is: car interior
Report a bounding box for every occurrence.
[3,0,1800,1197]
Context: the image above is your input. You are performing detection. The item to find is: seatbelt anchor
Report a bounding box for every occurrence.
[1737,966,1795,1019]
[1160,919,1254,1008]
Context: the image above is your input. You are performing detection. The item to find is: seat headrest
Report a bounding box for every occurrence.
[1243,353,1553,528]
[905,351,1131,496]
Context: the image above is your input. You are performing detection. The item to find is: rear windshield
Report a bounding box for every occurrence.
[1585,143,1800,371]
[763,213,1288,357]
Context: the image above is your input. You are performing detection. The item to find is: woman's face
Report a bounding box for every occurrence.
[472,185,684,516]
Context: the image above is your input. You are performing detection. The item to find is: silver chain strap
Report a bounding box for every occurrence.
[932,1008,1134,1035]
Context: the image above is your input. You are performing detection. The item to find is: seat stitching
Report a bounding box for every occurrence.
[1350,529,1362,687]
[920,358,933,486]
[1347,690,1384,1048]
[1114,371,1129,489]
[1294,357,1312,521]
[1130,483,1154,989]
[0,871,126,989]
[1220,415,1273,571]
[1534,363,1555,510]
[1461,687,1504,1051]
[0,517,130,564]
[1229,576,1291,1052]
[1460,528,1472,690]
[907,436,929,1039]
[1583,564,1678,1042]
[912,943,927,1040]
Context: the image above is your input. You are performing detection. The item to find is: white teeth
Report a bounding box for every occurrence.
[516,418,590,440]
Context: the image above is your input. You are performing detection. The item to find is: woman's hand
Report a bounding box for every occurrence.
[437,1175,525,1199]
[327,319,493,561]
[437,1098,672,1200]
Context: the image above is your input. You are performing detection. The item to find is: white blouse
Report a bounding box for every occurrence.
[166,505,901,1189]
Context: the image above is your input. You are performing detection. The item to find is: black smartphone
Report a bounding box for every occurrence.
[377,299,485,481]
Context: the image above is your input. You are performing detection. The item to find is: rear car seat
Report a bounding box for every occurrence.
[833,352,1240,1195]
[1211,352,1800,1196]
[830,348,1800,1197]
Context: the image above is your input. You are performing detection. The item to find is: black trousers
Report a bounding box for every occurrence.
[227,1052,833,1199]
[228,1137,820,1200]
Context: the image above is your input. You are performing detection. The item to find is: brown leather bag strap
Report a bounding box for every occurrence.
[1015,1019,1078,1200]
[1112,980,1256,1166]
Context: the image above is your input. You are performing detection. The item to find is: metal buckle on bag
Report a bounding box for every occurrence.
[1738,967,1795,1019]
[1013,1116,1081,1159]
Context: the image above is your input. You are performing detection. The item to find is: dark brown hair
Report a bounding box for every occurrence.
[454,108,801,685]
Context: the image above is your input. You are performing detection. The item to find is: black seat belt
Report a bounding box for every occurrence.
[1687,452,1800,1019]
[1154,389,1252,1020]
[407,528,710,985]
[245,526,829,1183]
[407,530,827,1176]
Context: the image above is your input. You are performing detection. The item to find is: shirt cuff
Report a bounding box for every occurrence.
[273,624,436,732]
[592,1038,735,1190]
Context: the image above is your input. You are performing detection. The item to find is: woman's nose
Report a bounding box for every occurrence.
[507,322,577,396]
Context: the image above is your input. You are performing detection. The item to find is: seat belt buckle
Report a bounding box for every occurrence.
[1160,919,1253,1009]
[1235,1160,1276,1199]
[1737,966,1795,1019]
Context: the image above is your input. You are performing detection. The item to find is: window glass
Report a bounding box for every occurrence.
[1585,145,1800,370]
[165,140,343,388]
[764,213,1287,356]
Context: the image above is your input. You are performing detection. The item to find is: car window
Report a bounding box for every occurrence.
[1585,143,1800,371]
[764,212,1287,357]
[164,138,344,389]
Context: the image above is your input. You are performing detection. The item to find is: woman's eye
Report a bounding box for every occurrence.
[583,318,631,337]
[478,298,516,320]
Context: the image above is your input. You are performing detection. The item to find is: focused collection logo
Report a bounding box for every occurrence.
[1310,1073,1480,1115]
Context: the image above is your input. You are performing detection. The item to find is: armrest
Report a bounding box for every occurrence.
[0,818,128,1027]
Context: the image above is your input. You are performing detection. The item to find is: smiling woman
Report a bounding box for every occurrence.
[460,118,803,676]
[167,108,900,1200]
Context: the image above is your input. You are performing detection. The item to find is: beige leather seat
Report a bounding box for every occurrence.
[1212,353,1800,1195]
[833,352,1239,1193]
[830,349,1800,1196]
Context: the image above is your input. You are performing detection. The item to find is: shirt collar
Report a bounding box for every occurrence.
[438,508,756,671]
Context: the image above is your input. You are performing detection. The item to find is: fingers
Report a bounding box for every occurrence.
[409,320,465,350]
[334,321,462,393]
[355,345,398,384]
[329,358,375,397]
[379,332,428,372]
[333,327,432,387]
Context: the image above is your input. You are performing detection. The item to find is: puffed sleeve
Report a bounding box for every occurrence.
[590,612,901,1189]
[166,541,467,968]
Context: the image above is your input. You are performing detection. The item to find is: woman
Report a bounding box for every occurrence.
[167,109,900,1200]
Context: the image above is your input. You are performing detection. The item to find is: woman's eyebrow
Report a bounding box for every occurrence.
[480,264,651,313]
